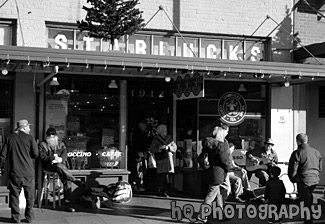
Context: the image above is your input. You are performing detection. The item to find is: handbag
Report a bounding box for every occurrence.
[198,152,210,169]
[148,152,157,168]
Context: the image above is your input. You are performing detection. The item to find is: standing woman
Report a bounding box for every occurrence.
[148,124,177,197]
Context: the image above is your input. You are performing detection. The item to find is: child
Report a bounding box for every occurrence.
[264,166,286,224]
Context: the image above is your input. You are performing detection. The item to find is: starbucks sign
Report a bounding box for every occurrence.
[218,92,246,125]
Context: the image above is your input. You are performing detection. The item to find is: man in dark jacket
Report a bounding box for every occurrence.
[39,127,84,212]
[0,119,38,223]
[288,133,322,224]
[197,124,231,223]
[246,138,278,186]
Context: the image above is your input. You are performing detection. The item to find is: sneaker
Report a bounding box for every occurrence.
[233,197,246,203]
[9,218,20,223]
[65,206,76,212]
[195,215,208,223]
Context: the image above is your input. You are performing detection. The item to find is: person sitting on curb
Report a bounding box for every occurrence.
[227,143,252,203]
[39,127,84,212]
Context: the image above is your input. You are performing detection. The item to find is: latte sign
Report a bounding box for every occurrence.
[218,92,246,125]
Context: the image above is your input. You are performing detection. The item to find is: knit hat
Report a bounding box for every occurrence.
[46,127,57,136]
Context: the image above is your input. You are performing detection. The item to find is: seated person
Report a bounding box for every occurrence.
[246,138,278,187]
[39,128,84,212]
[227,143,252,202]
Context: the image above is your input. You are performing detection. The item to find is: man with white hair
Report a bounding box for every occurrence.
[288,133,322,224]
[0,119,38,223]
[39,127,84,212]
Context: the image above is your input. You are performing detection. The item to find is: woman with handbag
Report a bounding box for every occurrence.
[147,124,177,197]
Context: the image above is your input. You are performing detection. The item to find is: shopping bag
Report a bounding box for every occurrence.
[148,152,157,168]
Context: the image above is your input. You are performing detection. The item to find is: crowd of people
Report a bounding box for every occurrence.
[0,118,322,224]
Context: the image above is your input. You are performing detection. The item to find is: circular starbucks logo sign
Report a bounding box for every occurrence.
[218,92,246,125]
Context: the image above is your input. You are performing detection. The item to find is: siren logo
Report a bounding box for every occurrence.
[218,92,246,125]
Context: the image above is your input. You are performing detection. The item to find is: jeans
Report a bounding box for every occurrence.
[228,172,243,198]
[297,181,316,224]
[248,169,269,186]
[44,163,75,204]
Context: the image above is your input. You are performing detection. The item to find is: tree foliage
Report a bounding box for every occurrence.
[77,0,145,49]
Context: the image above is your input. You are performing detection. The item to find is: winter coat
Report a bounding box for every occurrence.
[39,140,68,170]
[264,177,286,205]
[202,137,231,185]
[288,143,322,186]
[147,134,176,174]
[0,131,38,178]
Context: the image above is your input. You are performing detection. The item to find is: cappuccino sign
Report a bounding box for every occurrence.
[218,92,246,125]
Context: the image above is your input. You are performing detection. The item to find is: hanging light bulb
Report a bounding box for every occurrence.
[50,77,60,86]
[165,76,171,82]
[108,80,118,88]
[284,78,290,87]
[1,68,8,75]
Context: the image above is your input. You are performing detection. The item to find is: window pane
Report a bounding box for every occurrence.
[128,34,151,55]
[223,40,244,60]
[101,36,126,52]
[198,116,265,150]
[245,41,264,61]
[200,39,222,59]
[75,31,100,51]
[48,28,74,49]
[153,35,175,56]
[45,76,121,169]
[0,25,11,45]
[176,37,199,57]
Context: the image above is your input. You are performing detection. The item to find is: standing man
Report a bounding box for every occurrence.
[288,133,322,224]
[246,138,278,187]
[0,119,38,223]
[39,127,84,212]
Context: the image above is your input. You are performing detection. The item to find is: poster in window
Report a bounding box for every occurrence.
[46,98,68,140]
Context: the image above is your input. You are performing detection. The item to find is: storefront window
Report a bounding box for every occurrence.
[0,24,12,45]
[45,76,121,170]
[198,81,266,149]
[223,40,244,60]
[176,37,199,58]
[47,28,74,49]
[200,38,222,59]
[128,34,151,55]
[245,41,264,61]
[153,35,176,56]
[75,31,100,51]
[0,80,13,186]
[176,80,267,152]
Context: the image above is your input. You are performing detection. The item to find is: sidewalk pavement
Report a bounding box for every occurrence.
[0,192,324,224]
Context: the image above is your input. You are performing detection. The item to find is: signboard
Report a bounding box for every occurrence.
[218,92,246,125]
[48,29,264,61]
[45,97,68,140]
[173,72,204,100]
